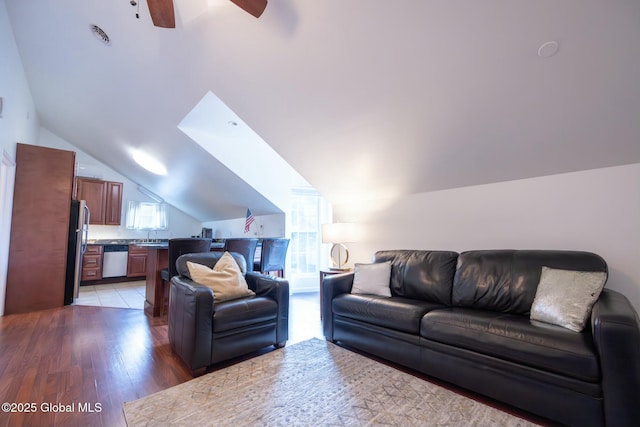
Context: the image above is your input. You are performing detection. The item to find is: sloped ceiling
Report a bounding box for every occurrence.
[5,0,640,221]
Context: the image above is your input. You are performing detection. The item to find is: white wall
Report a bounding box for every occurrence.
[39,128,202,241]
[203,213,286,240]
[0,0,40,316]
[334,164,640,313]
[0,3,39,157]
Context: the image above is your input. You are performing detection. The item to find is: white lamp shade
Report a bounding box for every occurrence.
[322,222,357,244]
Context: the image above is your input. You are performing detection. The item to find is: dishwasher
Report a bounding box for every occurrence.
[102,244,129,278]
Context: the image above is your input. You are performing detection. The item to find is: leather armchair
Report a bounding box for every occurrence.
[168,251,289,375]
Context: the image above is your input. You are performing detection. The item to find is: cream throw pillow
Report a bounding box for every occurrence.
[187,252,255,302]
[530,267,607,332]
[351,262,392,297]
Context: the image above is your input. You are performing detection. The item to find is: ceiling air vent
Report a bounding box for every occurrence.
[90,24,111,46]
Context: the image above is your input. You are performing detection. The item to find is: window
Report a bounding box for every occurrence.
[289,189,321,274]
[125,201,168,230]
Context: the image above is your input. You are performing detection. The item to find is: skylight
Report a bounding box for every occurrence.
[178,91,307,212]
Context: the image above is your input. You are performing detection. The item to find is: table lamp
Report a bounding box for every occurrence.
[322,222,356,271]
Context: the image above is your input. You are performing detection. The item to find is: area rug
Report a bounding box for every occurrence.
[123,338,540,426]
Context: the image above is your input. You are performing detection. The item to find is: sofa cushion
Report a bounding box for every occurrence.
[333,294,443,334]
[373,250,458,304]
[212,296,277,333]
[421,308,600,382]
[452,250,608,315]
[530,267,607,332]
[351,262,392,297]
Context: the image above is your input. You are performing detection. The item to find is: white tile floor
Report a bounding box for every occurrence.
[74,281,146,309]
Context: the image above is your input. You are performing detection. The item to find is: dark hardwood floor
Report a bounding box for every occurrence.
[0,291,551,427]
[0,292,323,427]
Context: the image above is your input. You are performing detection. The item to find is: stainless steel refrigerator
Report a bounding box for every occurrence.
[65,200,90,305]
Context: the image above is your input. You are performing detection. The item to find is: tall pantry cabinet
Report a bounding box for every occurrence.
[5,143,76,314]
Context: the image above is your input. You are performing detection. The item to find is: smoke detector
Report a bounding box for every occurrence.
[538,41,559,58]
[90,24,111,46]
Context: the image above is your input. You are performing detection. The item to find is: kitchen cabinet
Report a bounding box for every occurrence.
[76,178,106,224]
[6,144,75,314]
[127,246,148,278]
[75,178,123,225]
[105,181,123,225]
[81,245,103,282]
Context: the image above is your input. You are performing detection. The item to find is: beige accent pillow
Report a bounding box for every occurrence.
[187,252,255,302]
[530,266,607,332]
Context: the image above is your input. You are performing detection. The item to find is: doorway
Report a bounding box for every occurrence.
[287,187,331,293]
[0,149,16,316]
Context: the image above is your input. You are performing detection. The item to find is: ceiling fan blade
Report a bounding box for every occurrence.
[230,0,268,18]
[148,0,176,28]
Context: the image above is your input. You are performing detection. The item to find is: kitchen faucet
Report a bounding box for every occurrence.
[147,230,158,242]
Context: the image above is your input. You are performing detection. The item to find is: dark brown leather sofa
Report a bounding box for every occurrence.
[322,250,640,427]
[169,252,289,375]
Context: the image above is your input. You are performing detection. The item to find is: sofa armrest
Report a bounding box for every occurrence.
[168,276,214,373]
[246,272,290,345]
[591,289,640,427]
[322,272,354,340]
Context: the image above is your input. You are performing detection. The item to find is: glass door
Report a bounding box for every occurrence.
[287,187,330,293]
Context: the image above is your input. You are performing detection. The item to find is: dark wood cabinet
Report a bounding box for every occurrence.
[105,181,123,225]
[127,246,148,278]
[76,178,123,225]
[6,144,75,314]
[81,245,103,281]
[76,178,106,224]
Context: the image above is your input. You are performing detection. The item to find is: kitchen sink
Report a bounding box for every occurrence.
[130,241,168,247]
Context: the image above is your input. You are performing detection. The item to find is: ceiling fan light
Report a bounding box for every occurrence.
[230,0,268,18]
[132,149,167,176]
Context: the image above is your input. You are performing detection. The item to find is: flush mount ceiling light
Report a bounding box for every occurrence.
[132,149,167,175]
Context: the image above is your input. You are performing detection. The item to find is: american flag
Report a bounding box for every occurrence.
[244,208,255,233]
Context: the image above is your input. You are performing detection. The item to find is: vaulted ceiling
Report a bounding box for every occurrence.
[5,0,640,221]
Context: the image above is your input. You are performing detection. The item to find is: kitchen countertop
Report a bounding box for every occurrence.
[87,239,169,245]
[86,239,225,250]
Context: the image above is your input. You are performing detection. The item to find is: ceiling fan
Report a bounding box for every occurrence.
[144,0,268,28]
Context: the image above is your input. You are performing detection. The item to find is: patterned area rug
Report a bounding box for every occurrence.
[123,338,540,426]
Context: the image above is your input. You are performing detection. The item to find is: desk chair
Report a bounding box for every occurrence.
[160,238,211,315]
[255,238,290,277]
[224,238,258,272]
